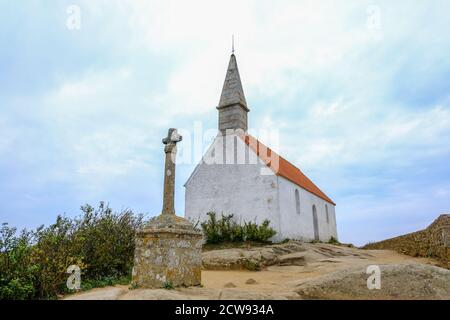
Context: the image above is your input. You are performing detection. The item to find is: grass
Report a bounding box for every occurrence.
[129,281,139,290]
[163,281,174,290]
[80,275,131,291]
[327,237,340,245]
[308,237,356,248]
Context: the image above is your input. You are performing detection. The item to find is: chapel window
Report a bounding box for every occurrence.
[295,189,300,215]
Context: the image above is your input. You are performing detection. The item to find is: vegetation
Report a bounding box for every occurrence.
[163,281,174,290]
[202,241,270,252]
[1,208,276,299]
[200,212,276,245]
[0,202,143,300]
[242,259,262,271]
[328,237,340,245]
[308,237,346,246]
[80,275,131,292]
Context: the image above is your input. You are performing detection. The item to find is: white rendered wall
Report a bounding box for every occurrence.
[184,134,282,239]
[278,177,337,242]
[184,133,337,242]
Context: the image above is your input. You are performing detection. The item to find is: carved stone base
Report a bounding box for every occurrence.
[132,215,203,288]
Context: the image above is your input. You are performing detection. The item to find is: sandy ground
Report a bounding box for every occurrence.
[64,245,446,300]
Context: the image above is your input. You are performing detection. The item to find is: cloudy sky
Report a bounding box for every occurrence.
[1,0,449,245]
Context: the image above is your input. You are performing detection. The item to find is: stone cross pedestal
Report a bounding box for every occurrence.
[132,129,203,288]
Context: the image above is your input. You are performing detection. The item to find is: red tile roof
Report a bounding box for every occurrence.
[240,134,336,205]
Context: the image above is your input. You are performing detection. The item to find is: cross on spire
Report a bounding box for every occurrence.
[232,34,235,54]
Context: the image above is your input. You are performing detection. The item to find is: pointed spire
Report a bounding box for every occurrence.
[218,54,249,111]
[232,35,235,54]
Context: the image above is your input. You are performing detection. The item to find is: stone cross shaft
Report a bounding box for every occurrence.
[161,128,182,215]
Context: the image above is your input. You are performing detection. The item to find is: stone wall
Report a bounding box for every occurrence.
[363,214,449,269]
[132,227,203,288]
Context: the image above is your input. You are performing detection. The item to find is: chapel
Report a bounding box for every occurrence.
[184,53,337,242]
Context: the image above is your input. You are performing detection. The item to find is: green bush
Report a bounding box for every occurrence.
[163,281,174,290]
[244,220,276,242]
[242,259,262,271]
[0,227,36,300]
[0,202,143,300]
[200,212,276,244]
[328,237,340,245]
[81,275,131,291]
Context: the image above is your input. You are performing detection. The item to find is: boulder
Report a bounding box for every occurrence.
[296,264,450,300]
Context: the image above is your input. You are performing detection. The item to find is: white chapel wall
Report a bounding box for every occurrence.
[277,177,337,242]
[184,134,282,237]
[184,133,338,242]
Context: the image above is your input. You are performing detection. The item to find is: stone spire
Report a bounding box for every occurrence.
[217,54,249,133]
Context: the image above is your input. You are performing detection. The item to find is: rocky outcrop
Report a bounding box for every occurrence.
[201,241,373,270]
[201,241,306,270]
[296,264,450,300]
[65,242,450,300]
[363,214,449,269]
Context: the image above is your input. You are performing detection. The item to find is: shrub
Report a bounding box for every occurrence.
[163,281,174,290]
[201,212,276,244]
[0,202,144,300]
[244,220,276,242]
[242,259,262,271]
[328,237,340,245]
[0,226,36,300]
[81,275,131,291]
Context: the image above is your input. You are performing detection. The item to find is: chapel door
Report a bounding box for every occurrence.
[312,205,319,241]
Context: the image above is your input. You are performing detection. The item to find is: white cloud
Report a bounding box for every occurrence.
[29,68,170,191]
[43,68,133,121]
[97,0,379,115]
[280,99,450,169]
[72,127,151,177]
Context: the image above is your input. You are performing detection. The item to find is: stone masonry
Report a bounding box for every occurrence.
[132,129,203,288]
[364,214,449,269]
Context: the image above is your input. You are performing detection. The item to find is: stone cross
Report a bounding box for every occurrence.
[132,128,202,289]
[161,128,182,215]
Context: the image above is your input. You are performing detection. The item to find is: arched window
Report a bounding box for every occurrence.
[312,205,319,241]
[325,204,329,224]
[234,136,238,164]
[295,189,300,215]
